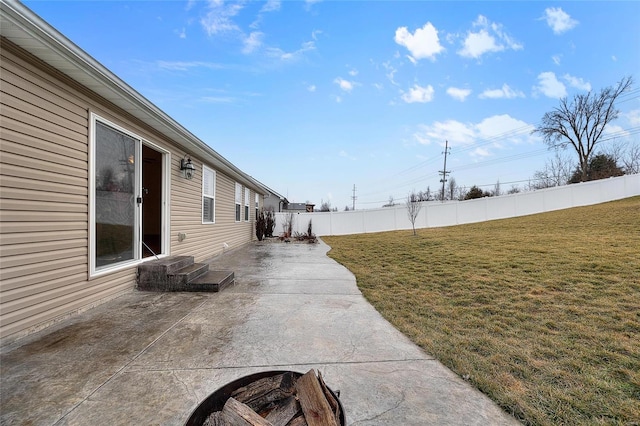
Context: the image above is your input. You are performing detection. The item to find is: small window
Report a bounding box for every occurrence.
[235,183,241,222]
[255,193,259,220]
[202,166,215,223]
[244,188,250,222]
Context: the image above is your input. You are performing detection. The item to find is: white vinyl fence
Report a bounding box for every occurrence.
[275,174,640,237]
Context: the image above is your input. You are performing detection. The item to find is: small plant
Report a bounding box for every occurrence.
[255,210,266,241]
[264,207,275,238]
[406,190,422,236]
[282,212,295,238]
[293,220,317,243]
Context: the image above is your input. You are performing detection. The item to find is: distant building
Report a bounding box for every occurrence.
[262,185,289,212]
[285,203,315,213]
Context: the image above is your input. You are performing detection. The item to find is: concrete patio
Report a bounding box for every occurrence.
[0,240,520,425]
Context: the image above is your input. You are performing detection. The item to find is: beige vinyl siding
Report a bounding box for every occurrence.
[1,39,262,343]
[0,43,146,342]
[1,43,94,341]
[1,270,136,339]
[170,164,255,261]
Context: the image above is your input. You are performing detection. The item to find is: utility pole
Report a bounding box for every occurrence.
[351,184,357,210]
[439,140,451,202]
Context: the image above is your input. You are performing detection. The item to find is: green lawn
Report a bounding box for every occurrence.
[323,197,640,426]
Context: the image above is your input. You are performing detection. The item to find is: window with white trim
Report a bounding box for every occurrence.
[244,188,250,222]
[255,193,259,219]
[235,183,241,222]
[202,166,215,223]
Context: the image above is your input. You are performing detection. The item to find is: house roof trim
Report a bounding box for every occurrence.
[0,0,268,194]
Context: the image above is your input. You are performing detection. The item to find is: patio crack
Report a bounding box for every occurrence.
[172,370,198,404]
[350,389,406,425]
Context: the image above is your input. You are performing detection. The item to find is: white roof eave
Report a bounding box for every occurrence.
[0,0,268,195]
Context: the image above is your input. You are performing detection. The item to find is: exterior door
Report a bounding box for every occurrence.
[92,116,168,274]
[93,120,139,269]
[141,144,164,258]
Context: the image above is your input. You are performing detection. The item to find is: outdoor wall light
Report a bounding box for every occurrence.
[180,154,196,180]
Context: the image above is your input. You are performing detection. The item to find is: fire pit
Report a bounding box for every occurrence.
[186,369,346,425]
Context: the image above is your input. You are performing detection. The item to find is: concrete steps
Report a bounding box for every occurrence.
[189,270,235,292]
[137,256,234,292]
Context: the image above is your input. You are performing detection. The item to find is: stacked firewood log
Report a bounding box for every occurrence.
[204,370,341,426]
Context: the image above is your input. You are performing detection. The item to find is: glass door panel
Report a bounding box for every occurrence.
[94,121,138,268]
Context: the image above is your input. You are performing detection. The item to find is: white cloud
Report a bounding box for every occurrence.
[402,84,435,103]
[261,0,281,12]
[534,72,567,98]
[414,114,536,151]
[626,109,640,126]
[307,84,316,92]
[603,124,629,138]
[563,74,591,91]
[201,96,237,104]
[266,40,315,61]
[472,147,491,158]
[415,119,476,146]
[458,15,522,59]
[251,0,281,28]
[242,31,263,54]
[200,1,244,36]
[200,0,315,62]
[383,62,399,86]
[334,77,355,92]
[475,115,536,144]
[339,150,357,160]
[157,60,224,71]
[552,54,562,65]
[543,7,578,35]
[447,87,472,101]
[394,22,445,61]
[479,84,525,99]
[348,68,358,77]
[459,29,499,58]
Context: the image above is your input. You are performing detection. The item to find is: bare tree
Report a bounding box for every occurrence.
[405,190,422,236]
[492,180,501,197]
[531,150,575,189]
[603,139,640,174]
[447,178,457,201]
[507,185,520,194]
[318,200,332,212]
[533,76,633,182]
[623,142,640,174]
[282,212,295,238]
[417,187,433,202]
[530,169,554,190]
[457,186,467,200]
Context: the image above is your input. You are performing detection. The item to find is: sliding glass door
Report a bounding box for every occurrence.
[94,120,139,269]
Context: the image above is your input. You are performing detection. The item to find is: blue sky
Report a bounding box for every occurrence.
[26,1,639,209]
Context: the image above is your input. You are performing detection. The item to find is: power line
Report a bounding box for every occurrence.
[351,184,357,210]
[358,147,552,204]
[439,140,451,202]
